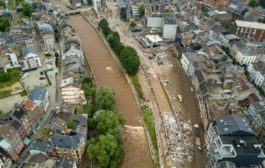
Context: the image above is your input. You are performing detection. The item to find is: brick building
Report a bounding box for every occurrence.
[235,20,265,43]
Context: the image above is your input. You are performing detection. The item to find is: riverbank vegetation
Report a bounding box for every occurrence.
[98,19,140,76]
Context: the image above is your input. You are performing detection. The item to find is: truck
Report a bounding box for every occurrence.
[177,94,183,102]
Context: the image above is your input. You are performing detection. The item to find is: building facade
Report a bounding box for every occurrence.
[248,62,265,86]
[206,115,265,168]
[235,20,265,43]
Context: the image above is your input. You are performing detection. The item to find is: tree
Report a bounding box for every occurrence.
[96,87,116,111]
[0,16,9,32]
[22,3,34,18]
[107,32,120,49]
[83,103,94,117]
[67,119,77,129]
[94,110,125,139]
[87,134,124,168]
[139,5,145,18]
[248,0,258,7]
[0,72,10,82]
[87,0,92,5]
[129,21,136,28]
[119,46,140,75]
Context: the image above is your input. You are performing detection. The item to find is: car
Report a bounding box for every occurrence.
[21,73,29,79]
[191,87,195,92]
[39,77,45,80]
[40,71,44,75]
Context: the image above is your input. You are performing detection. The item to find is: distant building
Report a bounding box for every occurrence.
[162,16,177,40]
[206,115,265,168]
[247,62,265,86]
[233,75,255,101]
[235,20,265,43]
[131,5,139,18]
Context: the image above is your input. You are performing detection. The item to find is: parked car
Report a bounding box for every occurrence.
[21,73,29,79]
[39,77,45,80]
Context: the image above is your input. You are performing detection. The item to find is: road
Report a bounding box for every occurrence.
[68,15,153,168]
[105,1,207,167]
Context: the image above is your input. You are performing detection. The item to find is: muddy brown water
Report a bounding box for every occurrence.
[69,15,153,168]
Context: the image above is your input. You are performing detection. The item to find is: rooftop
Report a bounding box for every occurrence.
[21,46,38,57]
[55,157,76,168]
[164,16,177,25]
[52,135,83,149]
[235,20,265,30]
[145,35,163,43]
[253,62,265,75]
[215,114,254,136]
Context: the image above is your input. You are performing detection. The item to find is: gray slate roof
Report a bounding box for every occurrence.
[55,157,76,168]
[21,46,38,57]
[215,115,254,136]
[52,135,82,149]
[29,139,54,153]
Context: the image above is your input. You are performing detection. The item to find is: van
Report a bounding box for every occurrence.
[21,73,29,79]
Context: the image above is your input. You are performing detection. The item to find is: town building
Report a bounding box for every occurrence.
[29,86,49,112]
[248,101,265,139]
[206,115,265,168]
[36,22,55,53]
[19,46,41,72]
[248,62,265,86]
[0,155,12,168]
[232,42,257,65]
[146,14,163,28]
[4,53,20,70]
[233,75,255,101]
[52,135,86,163]
[162,16,177,40]
[141,35,163,48]
[235,20,265,43]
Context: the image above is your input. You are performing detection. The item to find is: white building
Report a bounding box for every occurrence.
[248,62,265,86]
[43,34,55,54]
[162,16,177,40]
[61,77,86,105]
[131,5,139,17]
[232,42,257,65]
[0,156,12,168]
[141,35,163,48]
[180,52,198,77]
[5,53,20,70]
[146,15,163,28]
[20,46,41,71]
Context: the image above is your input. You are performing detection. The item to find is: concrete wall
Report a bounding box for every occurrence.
[147,17,162,28]
[162,24,177,40]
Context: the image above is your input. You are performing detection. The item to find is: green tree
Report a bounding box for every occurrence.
[139,5,145,18]
[129,21,136,28]
[67,119,77,129]
[0,16,10,32]
[96,87,116,111]
[94,110,125,138]
[119,46,140,75]
[83,103,94,117]
[87,134,124,168]
[107,32,120,49]
[0,72,10,82]
[249,0,258,7]
[22,3,34,18]
[87,0,92,5]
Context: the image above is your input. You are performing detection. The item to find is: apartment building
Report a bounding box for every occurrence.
[248,62,265,86]
[206,115,265,168]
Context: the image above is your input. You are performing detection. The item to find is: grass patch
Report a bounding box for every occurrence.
[0,68,21,89]
[44,71,52,85]
[140,105,159,167]
[19,90,27,96]
[67,119,77,129]
[130,75,144,101]
[0,89,11,98]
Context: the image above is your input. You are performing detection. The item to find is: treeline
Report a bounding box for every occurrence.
[80,78,125,168]
[98,19,140,76]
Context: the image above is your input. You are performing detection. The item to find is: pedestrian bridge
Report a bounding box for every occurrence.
[64,7,90,16]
